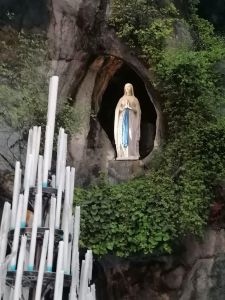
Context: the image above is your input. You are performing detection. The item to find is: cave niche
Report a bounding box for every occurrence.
[97,62,157,159]
[70,55,161,185]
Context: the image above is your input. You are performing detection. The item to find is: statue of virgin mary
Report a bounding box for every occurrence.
[114,83,141,160]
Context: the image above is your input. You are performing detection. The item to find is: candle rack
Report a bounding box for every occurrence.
[7,228,71,246]
[0,76,96,300]
[6,271,72,289]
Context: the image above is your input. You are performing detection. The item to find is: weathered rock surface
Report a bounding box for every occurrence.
[94,229,225,300]
[48,0,164,185]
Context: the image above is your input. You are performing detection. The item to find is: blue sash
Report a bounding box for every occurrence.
[122,108,129,148]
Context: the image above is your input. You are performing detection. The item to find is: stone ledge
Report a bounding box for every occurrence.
[108,159,144,183]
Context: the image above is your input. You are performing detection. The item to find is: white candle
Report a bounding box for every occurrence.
[31,126,41,187]
[21,186,30,228]
[13,235,27,300]
[11,162,20,229]
[37,156,43,227]
[70,250,79,298]
[70,207,81,297]
[0,202,11,265]
[43,125,50,187]
[46,197,56,272]
[88,250,93,283]
[10,195,23,271]
[51,175,56,188]
[70,167,75,206]
[73,206,80,251]
[62,167,70,230]
[28,193,40,271]
[9,288,13,300]
[37,155,43,195]
[91,284,96,300]
[55,172,64,229]
[79,251,92,300]
[63,205,69,273]
[79,259,85,299]
[61,134,67,191]
[24,129,33,189]
[22,288,29,300]
[35,230,49,300]
[87,291,93,300]
[56,128,64,188]
[66,212,73,274]
[54,241,64,300]
[24,153,33,190]
[66,241,72,275]
[47,76,59,170]
[55,270,64,300]
[3,286,10,300]
[30,126,38,186]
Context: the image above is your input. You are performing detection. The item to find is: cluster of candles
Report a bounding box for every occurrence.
[0,76,96,299]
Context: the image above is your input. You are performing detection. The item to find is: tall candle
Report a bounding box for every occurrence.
[56,128,64,188]
[21,186,30,228]
[55,172,64,229]
[46,197,56,272]
[37,155,43,195]
[47,76,59,170]
[11,162,20,229]
[79,259,85,299]
[37,156,43,227]
[62,166,70,230]
[63,204,69,273]
[79,251,92,300]
[70,167,75,207]
[30,126,37,186]
[70,250,79,298]
[61,133,67,191]
[0,202,11,299]
[0,202,11,264]
[2,287,10,300]
[54,241,64,300]
[23,129,33,189]
[51,175,56,188]
[43,125,50,187]
[28,193,40,271]
[66,241,72,275]
[35,230,49,300]
[55,270,64,300]
[73,206,80,251]
[21,153,33,227]
[31,126,41,187]
[13,235,27,300]
[22,288,29,300]
[10,195,23,271]
[70,207,80,296]
[91,284,96,300]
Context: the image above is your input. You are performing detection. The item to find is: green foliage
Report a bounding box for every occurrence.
[75,174,179,256]
[110,0,178,62]
[74,1,225,257]
[0,31,80,160]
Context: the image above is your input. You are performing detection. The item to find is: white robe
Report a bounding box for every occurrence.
[114,95,141,160]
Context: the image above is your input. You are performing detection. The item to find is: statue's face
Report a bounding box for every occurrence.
[124,84,133,96]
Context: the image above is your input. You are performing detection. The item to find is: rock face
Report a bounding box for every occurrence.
[48,0,164,185]
[0,0,49,30]
[94,229,225,300]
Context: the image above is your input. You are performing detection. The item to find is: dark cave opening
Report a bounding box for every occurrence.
[98,64,157,159]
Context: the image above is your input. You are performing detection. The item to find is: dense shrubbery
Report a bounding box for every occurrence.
[75,1,225,256]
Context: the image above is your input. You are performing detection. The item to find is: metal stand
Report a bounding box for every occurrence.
[5,185,71,299]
